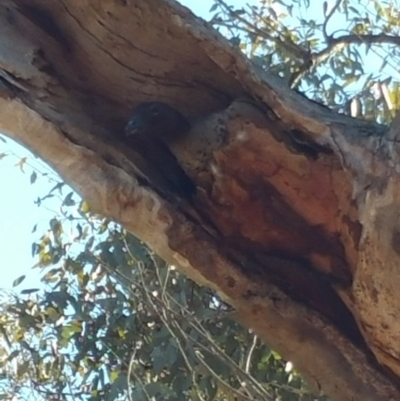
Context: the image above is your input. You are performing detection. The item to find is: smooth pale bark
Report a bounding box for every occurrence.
[1,1,400,399]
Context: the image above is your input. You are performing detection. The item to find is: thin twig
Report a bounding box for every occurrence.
[322,0,343,41]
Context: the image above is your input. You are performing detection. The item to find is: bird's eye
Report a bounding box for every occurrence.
[149,104,160,116]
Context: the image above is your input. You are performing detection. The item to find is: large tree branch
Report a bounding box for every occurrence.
[1,0,400,399]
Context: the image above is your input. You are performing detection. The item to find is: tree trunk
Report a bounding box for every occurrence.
[1,0,400,399]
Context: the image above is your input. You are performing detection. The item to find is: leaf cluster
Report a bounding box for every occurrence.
[210,0,400,124]
[0,188,326,401]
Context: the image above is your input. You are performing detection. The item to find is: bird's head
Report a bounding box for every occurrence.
[125,102,190,139]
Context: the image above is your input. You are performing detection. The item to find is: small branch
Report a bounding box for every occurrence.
[322,0,343,41]
[194,350,258,401]
[329,33,400,47]
[245,334,257,374]
[290,32,400,88]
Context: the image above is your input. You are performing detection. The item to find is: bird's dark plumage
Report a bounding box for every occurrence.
[125,102,196,197]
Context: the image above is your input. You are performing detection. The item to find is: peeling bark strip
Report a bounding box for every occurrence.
[1,0,400,399]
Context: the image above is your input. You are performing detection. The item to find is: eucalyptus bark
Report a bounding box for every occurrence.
[1,0,400,400]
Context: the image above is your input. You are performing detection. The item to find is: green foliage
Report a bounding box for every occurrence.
[210,0,400,124]
[0,191,324,400]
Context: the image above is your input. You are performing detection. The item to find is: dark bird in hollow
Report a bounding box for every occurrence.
[125,102,196,198]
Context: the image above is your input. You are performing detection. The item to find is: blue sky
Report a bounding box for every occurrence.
[0,137,75,290]
[0,1,251,291]
[0,140,47,289]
